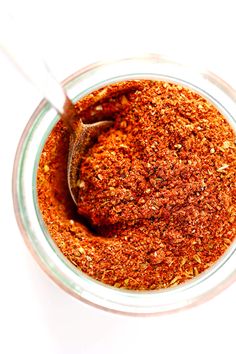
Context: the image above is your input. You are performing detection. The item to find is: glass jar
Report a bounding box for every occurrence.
[13,54,236,315]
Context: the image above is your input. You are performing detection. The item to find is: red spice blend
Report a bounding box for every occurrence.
[37,80,236,290]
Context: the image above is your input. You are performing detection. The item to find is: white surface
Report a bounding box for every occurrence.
[1,1,236,353]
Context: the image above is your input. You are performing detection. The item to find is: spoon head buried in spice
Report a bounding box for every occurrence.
[67,119,114,204]
[67,81,144,204]
[59,97,113,205]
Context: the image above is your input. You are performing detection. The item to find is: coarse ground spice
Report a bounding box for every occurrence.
[37,80,236,290]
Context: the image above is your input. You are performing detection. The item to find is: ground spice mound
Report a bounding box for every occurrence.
[37,80,236,290]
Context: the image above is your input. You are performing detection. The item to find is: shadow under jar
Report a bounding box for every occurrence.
[13,55,236,315]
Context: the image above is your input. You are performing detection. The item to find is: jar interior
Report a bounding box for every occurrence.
[15,59,236,314]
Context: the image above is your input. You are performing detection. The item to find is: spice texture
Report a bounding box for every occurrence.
[37,80,236,290]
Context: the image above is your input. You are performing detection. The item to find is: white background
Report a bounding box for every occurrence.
[1,1,236,353]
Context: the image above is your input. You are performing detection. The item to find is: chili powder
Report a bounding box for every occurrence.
[37,80,236,290]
